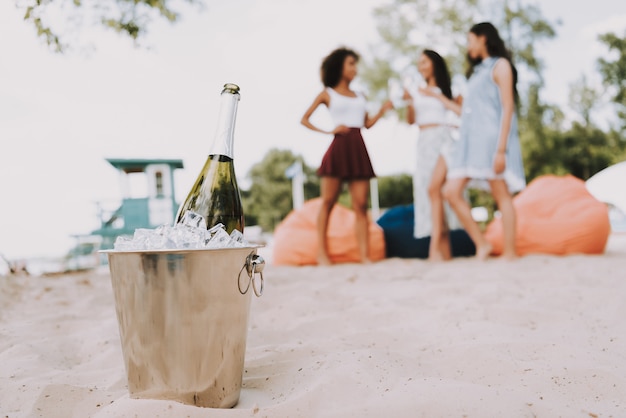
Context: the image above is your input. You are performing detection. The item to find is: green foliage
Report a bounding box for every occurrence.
[358,56,397,103]
[377,174,413,207]
[361,0,557,105]
[239,189,258,227]
[364,0,480,100]
[336,189,352,209]
[242,149,319,231]
[521,78,626,182]
[568,75,601,127]
[18,0,202,52]
[597,31,626,130]
[522,122,626,181]
[558,124,625,180]
[519,82,563,179]
[499,1,558,85]
[468,189,496,229]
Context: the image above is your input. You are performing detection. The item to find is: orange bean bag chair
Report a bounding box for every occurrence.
[272,198,386,265]
[484,174,611,256]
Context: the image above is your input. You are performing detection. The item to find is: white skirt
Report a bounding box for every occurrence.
[413,126,464,238]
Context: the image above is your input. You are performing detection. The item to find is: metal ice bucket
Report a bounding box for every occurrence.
[103,246,264,408]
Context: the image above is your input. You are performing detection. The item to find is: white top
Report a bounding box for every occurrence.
[412,87,448,126]
[326,87,367,128]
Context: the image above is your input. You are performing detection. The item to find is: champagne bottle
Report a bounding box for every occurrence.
[176,83,244,234]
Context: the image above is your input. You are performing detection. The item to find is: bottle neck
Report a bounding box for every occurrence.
[209,90,240,159]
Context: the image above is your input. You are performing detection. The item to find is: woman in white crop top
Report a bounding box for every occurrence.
[301,47,393,265]
[402,49,466,261]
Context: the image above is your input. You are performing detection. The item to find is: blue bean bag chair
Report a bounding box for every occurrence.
[376,204,476,258]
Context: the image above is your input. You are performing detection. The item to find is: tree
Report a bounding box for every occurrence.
[243,149,319,231]
[558,124,624,180]
[520,74,626,181]
[377,174,413,208]
[568,75,602,128]
[522,122,625,181]
[361,0,557,106]
[597,30,626,131]
[497,1,558,88]
[519,82,564,179]
[363,0,480,102]
[17,0,202,52]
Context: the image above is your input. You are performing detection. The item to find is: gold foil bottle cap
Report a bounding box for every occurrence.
[222,83,240,94]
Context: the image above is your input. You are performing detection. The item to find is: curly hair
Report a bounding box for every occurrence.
[320,47,359,88]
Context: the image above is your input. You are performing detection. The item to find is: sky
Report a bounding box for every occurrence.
[1,0,625,260]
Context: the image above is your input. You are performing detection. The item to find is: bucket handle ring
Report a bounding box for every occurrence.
[238,252,265,297]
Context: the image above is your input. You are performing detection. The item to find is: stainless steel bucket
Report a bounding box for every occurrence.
[103,247,264,408]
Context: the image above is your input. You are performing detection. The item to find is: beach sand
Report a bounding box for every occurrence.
[1,234,626,418]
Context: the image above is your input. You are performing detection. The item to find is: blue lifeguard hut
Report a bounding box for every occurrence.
[90,158,185,250]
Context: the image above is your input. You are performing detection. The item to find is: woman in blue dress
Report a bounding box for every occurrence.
[443,22,526,260]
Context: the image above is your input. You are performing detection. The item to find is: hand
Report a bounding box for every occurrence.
[332,125,350,135]
[381,100,394,112]
[493,151,506,174]
[402,88,412,102]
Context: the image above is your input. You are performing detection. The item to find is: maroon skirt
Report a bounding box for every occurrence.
[317,128,376,180]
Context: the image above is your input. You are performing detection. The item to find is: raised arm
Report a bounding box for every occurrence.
[444,95,463,116]
[418,87,463,116]
[364,99,393,129]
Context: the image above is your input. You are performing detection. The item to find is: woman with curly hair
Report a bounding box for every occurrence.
[301,47,393,265]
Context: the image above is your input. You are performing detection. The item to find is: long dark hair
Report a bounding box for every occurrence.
[321,47,359,88]
[422,49,452,100]
[466,22,518,102]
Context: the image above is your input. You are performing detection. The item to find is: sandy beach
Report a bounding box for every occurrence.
[2,233,626,418]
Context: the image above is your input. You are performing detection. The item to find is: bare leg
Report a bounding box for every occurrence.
[443,178,492,260]
[428,156,451,261]
[317,176,342,265]
[439,227,452,260]
[489,179,517,259]
[348,179,372,263]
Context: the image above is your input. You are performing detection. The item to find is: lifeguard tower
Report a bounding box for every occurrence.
[90,158,185,250]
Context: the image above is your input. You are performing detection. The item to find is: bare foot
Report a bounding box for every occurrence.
[476,243,493,261]
[501,251,518,261]
[428,251,445,262]
[439,236,452,260]
[317,253,332,266]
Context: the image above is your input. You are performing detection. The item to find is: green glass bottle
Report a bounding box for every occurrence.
[176,83,244,234]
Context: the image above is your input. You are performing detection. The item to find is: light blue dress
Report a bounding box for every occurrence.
[447,57,526,193]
